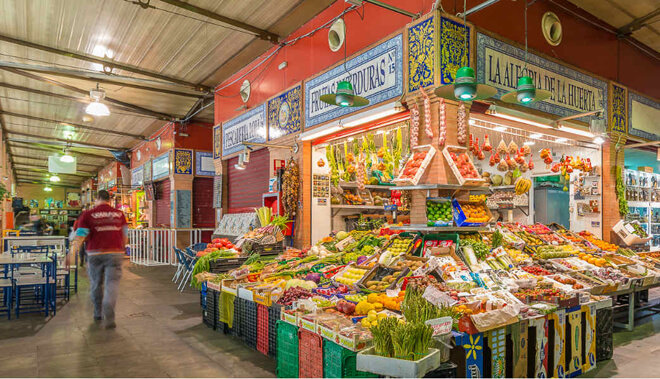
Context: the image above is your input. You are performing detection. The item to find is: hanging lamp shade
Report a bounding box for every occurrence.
[434,67,497,101]
[320,81,369,107]
[501,75,551,104]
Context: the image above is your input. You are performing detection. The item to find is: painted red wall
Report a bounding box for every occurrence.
[214,0,659,126]
[174,122,214,150]
[131,124,175,168]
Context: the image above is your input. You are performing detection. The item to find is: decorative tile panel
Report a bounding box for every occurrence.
[408,16,435,92]
[213,124,222,159]
[174,149,193,175]
[268,85,302,140]
[440,16,470,85]
[610,83,627,134]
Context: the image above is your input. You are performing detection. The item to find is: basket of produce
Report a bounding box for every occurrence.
[425,198,453,227]
[332,263,370,289]
[452,199,493,227]
[242,240,285,256]
[612,220,652,246]
[393,145,436,186]
[442,145,486,186]
[356,265,409,292]
[578,231,618,252]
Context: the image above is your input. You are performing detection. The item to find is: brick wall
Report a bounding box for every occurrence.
[601,137,626,242]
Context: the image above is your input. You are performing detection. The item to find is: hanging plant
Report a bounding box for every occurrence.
[615,166,629,217]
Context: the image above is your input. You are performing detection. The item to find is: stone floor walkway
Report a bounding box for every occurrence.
[0,259,276,378]
[1,259,659,377]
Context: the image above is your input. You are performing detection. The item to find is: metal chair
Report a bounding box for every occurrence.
[14,275,49,318]
[0,278,12,320]
[177,249,197,292]
[192,243,207,252]
[172,248,185,283]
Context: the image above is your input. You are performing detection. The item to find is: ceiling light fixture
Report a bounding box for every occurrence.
[50,175,60,182]
[60,149,74,163]
[501,1,551,105]
[523,141,535,146]
[530,133,543,139]
[486,107,552,129]
[592,135,605,145]
[86,84,110,117]
[434,0,496,101]
[44,186,53,192]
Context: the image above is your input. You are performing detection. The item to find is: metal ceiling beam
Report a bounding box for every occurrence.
[617,8,660,36]
[0,81,163,117]
[11,154,100,168]
[6,131,121,150]
[16,179,83,188]
[0,67,174,121]
[14,166,92,177]
[349,0,417,18]
[0,111,145,140]
[8,142,113,160]
[0,33,210,92]
[159,0,279,43]
[0,61,206,97]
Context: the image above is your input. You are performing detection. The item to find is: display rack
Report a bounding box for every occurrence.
[389,225,487,232]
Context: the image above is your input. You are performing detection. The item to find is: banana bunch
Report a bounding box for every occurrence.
[514,178,532,195]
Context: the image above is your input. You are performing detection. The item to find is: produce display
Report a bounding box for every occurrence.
[457,202,491,224]
[426,199,452,226]
[195,206,659,378]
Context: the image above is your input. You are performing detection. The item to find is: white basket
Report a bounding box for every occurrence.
[612,220,652,246]
[357,347,441,378]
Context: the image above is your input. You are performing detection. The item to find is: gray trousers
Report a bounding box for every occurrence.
[87,254,123,321]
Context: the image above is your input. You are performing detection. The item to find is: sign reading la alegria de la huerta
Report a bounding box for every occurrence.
[222,103,267,158]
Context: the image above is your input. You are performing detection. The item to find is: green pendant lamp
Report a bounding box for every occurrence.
[502,1,551,105]
[501,75,551,104]
[435,66,497,101]
[434,0,496,102]
[320,81,369,107]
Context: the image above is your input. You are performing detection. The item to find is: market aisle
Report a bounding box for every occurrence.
[0,260,276,378]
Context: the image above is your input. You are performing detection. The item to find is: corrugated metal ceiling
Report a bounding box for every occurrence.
[0,0,332,185]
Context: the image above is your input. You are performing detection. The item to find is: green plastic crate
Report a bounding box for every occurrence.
[276,321,299,378]
[323,340,377,378]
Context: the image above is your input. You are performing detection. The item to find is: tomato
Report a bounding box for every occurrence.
[207,243,214,249]
[212,238,221,244]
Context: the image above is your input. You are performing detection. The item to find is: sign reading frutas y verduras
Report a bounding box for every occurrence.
[305,34,403,129]
[222,104,267,157]
[476,33,608,124]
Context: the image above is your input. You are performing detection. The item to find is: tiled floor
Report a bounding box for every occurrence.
[0,259,276,378]
[1,260,659,378]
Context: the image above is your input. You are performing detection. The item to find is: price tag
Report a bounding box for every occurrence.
[335,236,355,251]
[423,286,457,307]
[425,317,453,336]
[386,289,399,298]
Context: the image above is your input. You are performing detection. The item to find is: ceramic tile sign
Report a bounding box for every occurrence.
[487,327,506,378]
[581,303,597,373]
[152,152,170,180]
[176,189,192,228]
[628,91,660,141]
[131,165,144,188]
[566,307,583,377]
[268,85,302,140]
[476,33,608,125]
[174,149,193,175]
[196,151,215,176]
[304,34,403,129]
[458,332,484,378]
[529,316,549,378]
[213,124,222,159]
[222,103,267,157]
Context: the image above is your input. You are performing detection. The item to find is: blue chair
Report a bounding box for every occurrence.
[172,248,185,283]
[192,243,207,252]
[177,249,197,292]
[0,278,12,320]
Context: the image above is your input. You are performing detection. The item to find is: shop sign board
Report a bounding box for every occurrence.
[268,85,302,140]
[222,104,267,157]
[628,91,660,141]
[152,152,170,180]
[476,33,608,125]
[143,159,152,182]
[131,165,144,188]
[107,179,116,189]
[304,34,404,129]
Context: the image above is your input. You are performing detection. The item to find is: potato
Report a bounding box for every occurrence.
[368,285,377,290]
[366,281,378,286]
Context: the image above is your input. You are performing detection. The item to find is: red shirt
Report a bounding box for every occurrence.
[77,203,127,254]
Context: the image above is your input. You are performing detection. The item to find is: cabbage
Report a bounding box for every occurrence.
[305,273,321,283]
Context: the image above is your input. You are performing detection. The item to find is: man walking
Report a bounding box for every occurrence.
[71,190,127,329]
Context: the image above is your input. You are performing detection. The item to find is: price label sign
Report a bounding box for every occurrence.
[425,317,453,336]
[423,286,457,307]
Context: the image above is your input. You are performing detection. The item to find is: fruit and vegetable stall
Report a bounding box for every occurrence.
[193,215,660,378]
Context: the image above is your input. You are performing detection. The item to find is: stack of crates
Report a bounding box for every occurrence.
[231,296,243,338]
[257,304,270,356]
[323,340,377,378]
[299,329,324,378]
[200,282,207,309]
[276,321,299,378]
[203,288,218,330]
[242,299,258,349]
[596,306,613,361]
[268,304,282,358]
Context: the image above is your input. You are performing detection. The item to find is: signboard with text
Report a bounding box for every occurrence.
[476,33,608,125]
[222,104,267,157]
[304,34,403,129]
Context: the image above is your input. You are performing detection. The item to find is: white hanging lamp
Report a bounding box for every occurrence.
[86,84,110,117]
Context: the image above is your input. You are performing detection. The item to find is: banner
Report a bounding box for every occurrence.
[477,33,608,124]
[305,34,403,129]
[222,104,267,157]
